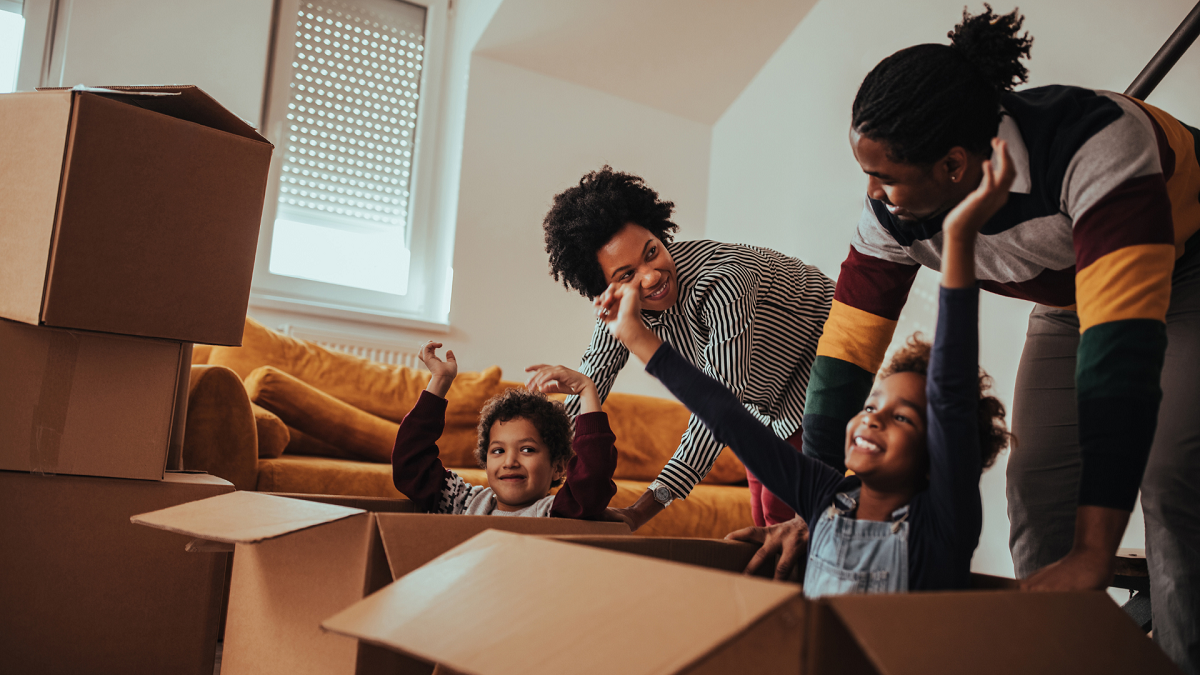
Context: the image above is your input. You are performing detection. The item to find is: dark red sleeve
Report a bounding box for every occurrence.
[551,412,618,519]
[391,391,453,512]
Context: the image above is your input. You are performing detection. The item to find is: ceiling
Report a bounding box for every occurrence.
[474,0,820,125]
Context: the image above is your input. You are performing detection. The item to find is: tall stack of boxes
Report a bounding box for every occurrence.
[0,85,274,674]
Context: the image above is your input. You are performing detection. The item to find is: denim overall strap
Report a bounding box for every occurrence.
[802,489,910,598]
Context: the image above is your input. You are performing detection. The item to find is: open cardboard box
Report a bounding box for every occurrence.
[0,317,187,480]
[132,491,631,675]
[322,531,1182,675]
[0,470,234,675]
[0,85,272,346]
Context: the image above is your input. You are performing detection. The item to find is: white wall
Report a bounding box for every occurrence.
[706,0,1200,576]
[442,55,711,394]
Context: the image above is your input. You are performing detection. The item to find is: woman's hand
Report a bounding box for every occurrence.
[419,341,457,398]
[941,137,1015,289]
[594,284,662,363]
[725,515,810,581]
[525,364,602,413]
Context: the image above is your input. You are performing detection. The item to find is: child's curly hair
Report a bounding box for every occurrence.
[879,335,1013,470]
[475,388,574,487]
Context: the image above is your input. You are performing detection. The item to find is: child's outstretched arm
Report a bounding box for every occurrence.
[924,139,1014,544]
[526,365,618,519]
[392,342,471,512]
[594,285,844,523]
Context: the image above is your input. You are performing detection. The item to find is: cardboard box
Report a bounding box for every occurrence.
[132,491,631,675]
[0,85,273,346]
[0,317,185,480]
[0,470,235,675]
[323,531,1183,675]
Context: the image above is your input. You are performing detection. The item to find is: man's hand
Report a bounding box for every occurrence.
[594,284,662,363]
[419,341,457,398]
[1020,505,1127,591]
[525,364,602,413]
[726,515,810,581]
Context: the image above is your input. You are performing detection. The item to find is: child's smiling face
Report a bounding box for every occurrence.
[485,417,566,512]
[844,371,929,491]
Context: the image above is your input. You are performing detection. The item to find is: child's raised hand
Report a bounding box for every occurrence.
[594,283,664,364]
[419,341,457,397]
[525,364,602,414]
[943,137,1015,241]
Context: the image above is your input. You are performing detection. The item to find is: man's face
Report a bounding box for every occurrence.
[850,128,964,223]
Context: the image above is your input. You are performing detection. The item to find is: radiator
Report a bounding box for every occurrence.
[277,324,423,368]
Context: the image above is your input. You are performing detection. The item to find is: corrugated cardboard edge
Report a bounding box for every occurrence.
[132,490,365,544]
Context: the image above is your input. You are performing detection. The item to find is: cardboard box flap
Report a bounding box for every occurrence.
[39,84,270,143]
[820,591,1182,675]
[131,491,363,544]
[373,512,630,579]
[323,530,801,675]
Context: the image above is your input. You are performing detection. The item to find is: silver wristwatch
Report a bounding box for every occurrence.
[647,480,675,507]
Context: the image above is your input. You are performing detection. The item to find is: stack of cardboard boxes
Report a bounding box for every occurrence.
[0,85,273,674]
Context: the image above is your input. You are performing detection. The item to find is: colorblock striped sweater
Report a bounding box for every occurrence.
[803,85,1200,511]
[564,239,835,499]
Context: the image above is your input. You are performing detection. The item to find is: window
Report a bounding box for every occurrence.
[0,0,24,93]
[253,0,452,330]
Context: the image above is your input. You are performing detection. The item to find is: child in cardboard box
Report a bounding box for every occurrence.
[595,138,1016,596]
[391,342,618,518]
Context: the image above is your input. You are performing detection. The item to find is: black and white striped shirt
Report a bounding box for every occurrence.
[563,239,834,499]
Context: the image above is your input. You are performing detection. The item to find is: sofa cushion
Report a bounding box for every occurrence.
[251,403,290,459]
[207,318,504,431]
[255,456,753,539]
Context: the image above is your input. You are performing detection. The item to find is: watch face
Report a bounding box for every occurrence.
[654,486,671,504]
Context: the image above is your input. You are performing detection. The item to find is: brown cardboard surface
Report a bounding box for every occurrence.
[268,491,418,512]
[810,591,1183,675]
[552,534,775,578]
[0,318,184,480]
[0,91,70,325]
[0,470,234,675]
[375,513,631,578]
[134,494,628,675]
[0,86,272,345]
[131,490,364,543]
[322,530,804,675]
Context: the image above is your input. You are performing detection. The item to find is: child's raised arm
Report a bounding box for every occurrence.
[941,138,1015,289]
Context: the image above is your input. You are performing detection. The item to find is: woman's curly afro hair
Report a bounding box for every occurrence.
[543,166,679,299]
[475,388,574,487]
[879,335,1013,470]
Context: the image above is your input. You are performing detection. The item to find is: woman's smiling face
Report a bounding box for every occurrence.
[595,222,680,312]
[844,371,929,491]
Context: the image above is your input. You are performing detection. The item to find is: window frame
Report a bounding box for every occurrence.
[250,0,453,332]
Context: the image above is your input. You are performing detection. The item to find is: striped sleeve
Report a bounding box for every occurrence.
[1066,94,1179,510]
[803,209,919,471]
[563,320,631,418]
[655,263,774,498]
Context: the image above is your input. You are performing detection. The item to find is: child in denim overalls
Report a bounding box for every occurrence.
[595,138,1016,596]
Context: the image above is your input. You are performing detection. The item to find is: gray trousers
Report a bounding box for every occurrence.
[1007,254,1200,674]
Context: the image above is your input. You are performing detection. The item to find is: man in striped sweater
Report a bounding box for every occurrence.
[795,8,1200,671]
[543,167,834,531]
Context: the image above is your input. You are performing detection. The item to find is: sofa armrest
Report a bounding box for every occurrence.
[182,365,259,491]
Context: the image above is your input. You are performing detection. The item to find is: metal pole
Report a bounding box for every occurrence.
[1126,0,1200,100]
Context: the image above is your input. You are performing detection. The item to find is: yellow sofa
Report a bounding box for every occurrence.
[182,319,754,538]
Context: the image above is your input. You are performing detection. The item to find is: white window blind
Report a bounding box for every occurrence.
[268,0,427,296]
[0,0,24,94]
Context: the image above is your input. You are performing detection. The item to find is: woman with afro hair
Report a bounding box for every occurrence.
[542,166,834,532]
[784,6,1200,669]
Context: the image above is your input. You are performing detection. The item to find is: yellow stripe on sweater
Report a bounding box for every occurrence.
[1131,98,1200,255]
[815,300,897,373]
[1076,244,1174,332]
